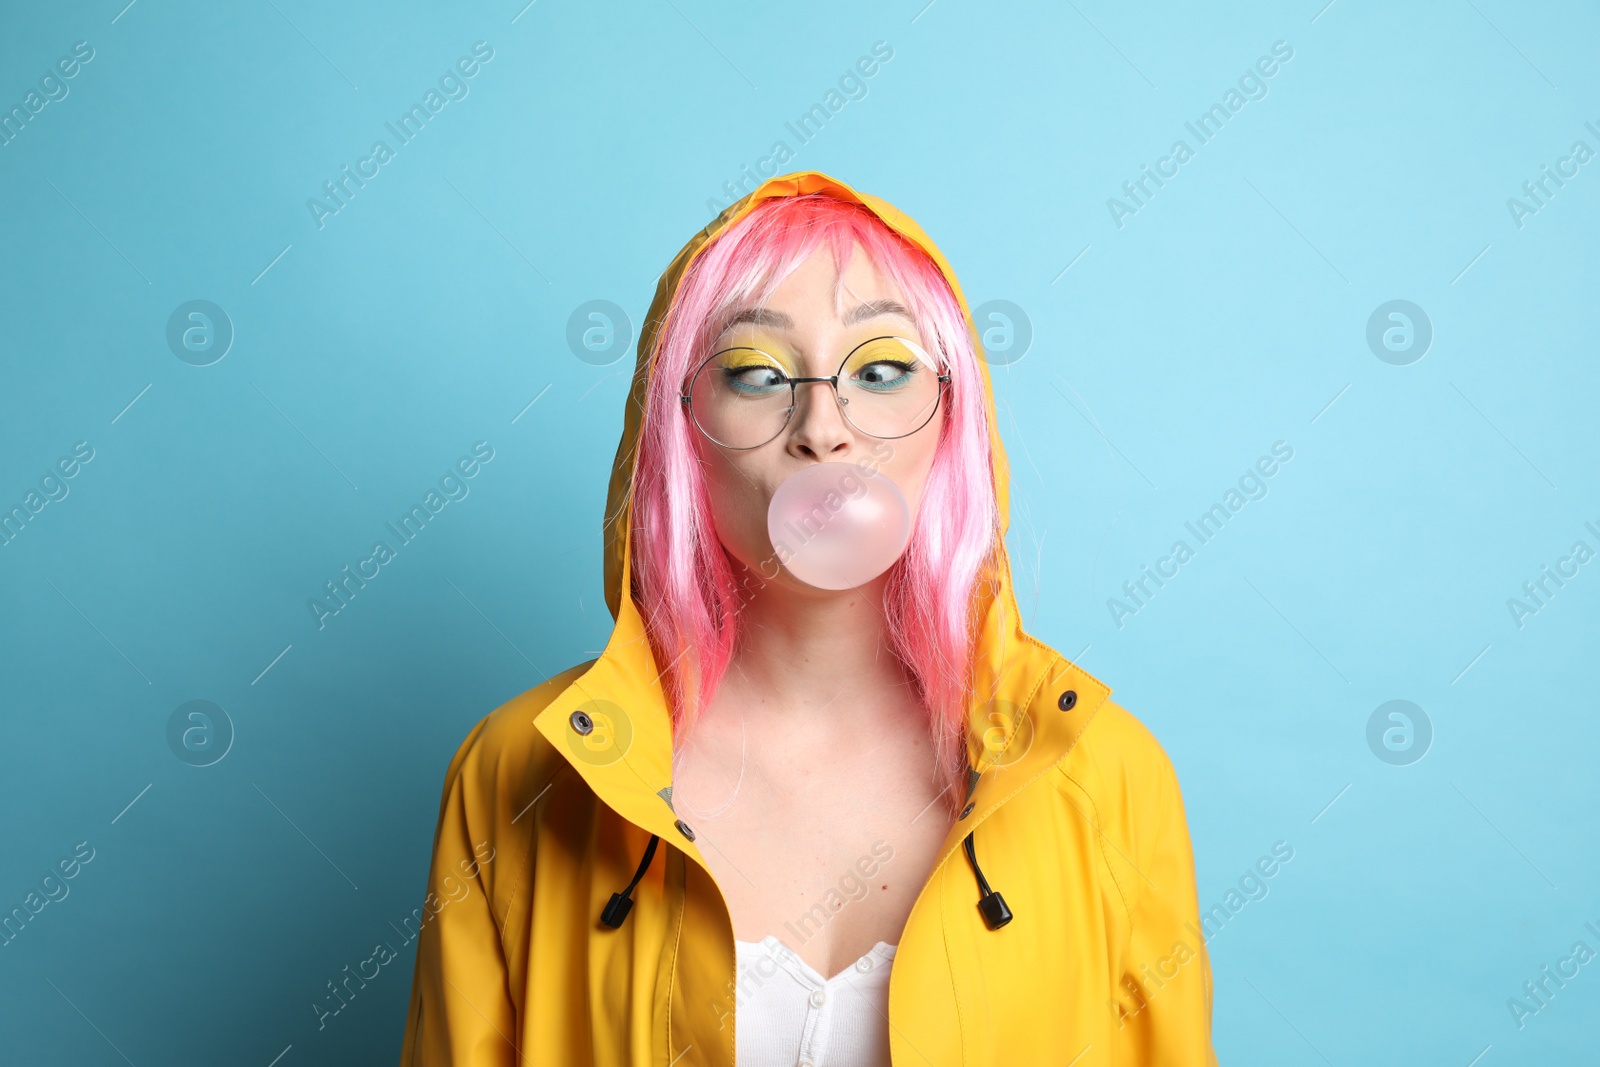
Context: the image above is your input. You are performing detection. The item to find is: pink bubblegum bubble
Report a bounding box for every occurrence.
[766,461,912,590]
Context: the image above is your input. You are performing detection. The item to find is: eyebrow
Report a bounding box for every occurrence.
[719,299,916,332]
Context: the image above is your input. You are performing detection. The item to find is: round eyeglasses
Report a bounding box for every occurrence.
[680,335,951,450]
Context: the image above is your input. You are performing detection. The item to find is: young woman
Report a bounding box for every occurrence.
[399,171,1217,1066]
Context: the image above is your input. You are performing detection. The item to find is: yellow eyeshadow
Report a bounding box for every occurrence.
[716,343,795,373]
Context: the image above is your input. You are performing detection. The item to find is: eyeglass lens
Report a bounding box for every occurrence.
[686,337,943,449]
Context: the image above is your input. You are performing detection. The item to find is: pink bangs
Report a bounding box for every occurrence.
[630,192,1000,814]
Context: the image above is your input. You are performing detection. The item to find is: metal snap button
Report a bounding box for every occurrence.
[569,710,594,734]
[674,818,695,841]
[960,801,975,819]
[809,990,826,1008]
[1057,690,1077,711]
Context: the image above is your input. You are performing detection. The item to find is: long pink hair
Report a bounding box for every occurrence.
[631,192,1000,813]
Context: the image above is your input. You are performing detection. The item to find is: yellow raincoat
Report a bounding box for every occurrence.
[399,171,1218,1065]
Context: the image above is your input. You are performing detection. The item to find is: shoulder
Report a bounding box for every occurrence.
[434,660,596,822]
[1056,696,1189,850]
[1072,697,1181,790]
[408,662,595,948]
[1055,696,1200,920]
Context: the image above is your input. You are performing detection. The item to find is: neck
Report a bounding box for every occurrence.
[709,565,916,728]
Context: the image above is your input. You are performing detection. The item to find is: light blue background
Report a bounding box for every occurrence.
[2,0,1596,1063]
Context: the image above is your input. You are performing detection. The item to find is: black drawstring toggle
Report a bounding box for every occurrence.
[963,831,1013,929]
[605,829,1013,932]
[601,833,660,928]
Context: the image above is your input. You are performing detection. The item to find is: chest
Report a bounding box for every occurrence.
[672,729,955,980]
[514,755,1136,1067]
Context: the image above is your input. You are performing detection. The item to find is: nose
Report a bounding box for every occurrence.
[785,379,854,460]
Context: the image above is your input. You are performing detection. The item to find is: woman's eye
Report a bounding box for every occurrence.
[725,365,787,391]
[854,360,913,388]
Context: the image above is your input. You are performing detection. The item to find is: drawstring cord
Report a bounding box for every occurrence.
[600,833,660,928]
[963,830,1013,929]
[601,827,1013,931]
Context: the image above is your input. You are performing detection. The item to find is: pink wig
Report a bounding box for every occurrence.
[631,192,999,812]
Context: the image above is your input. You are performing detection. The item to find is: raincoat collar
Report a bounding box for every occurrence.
[532,170,1111,878]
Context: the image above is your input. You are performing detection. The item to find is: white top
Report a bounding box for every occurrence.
[734,935,897,1067]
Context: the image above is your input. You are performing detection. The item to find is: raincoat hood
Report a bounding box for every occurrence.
[602,171,1023,622]
[577,169,1111,822]
[399,171,1218,1067]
